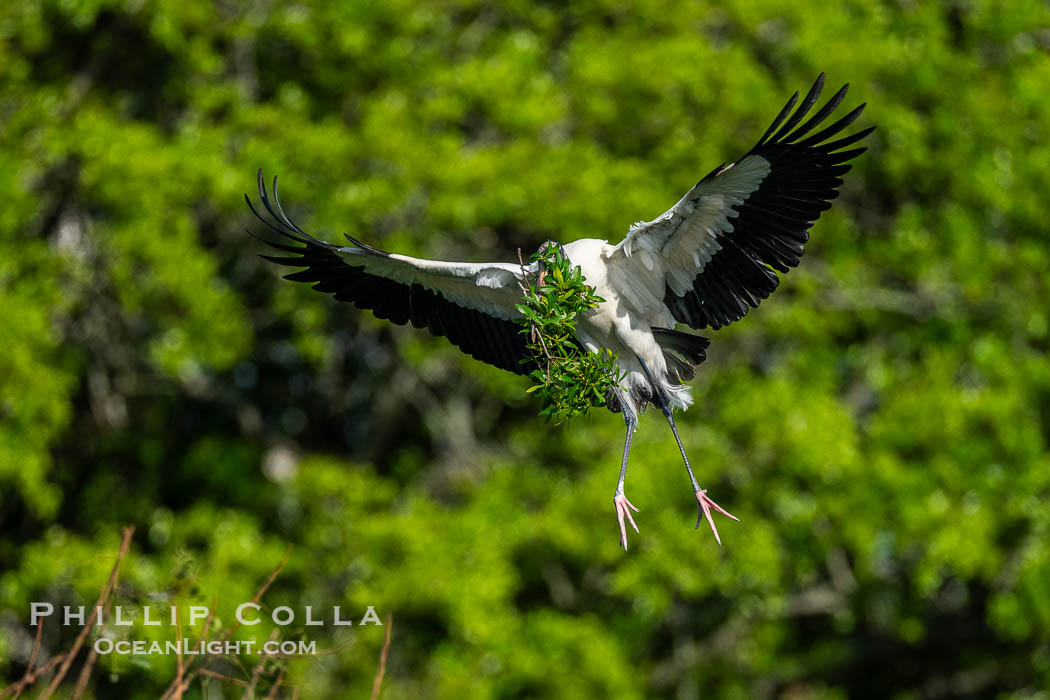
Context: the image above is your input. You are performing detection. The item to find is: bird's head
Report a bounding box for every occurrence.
[535,239,564,287]
[535,239,560,256]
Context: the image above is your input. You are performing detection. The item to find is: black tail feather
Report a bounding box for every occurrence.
[652,328,710,384]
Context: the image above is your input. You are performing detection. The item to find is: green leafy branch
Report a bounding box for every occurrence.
[515,244,624,424]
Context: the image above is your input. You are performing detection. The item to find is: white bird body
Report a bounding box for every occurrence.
[248,74,872,549]
[562,238,689,416]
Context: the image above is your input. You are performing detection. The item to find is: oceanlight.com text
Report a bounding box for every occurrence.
[93,639,319,656]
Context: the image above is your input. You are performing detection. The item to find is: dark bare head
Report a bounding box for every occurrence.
[535,240,563,286]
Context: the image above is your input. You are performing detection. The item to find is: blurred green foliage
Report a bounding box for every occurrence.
[2,0,1050,697]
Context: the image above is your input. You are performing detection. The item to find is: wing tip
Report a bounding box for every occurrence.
[343,232,391,257]
[246,170,350,256]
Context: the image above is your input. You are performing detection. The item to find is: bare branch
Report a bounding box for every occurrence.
[244,629,280,699]
[3,618,49,700]
[42,525,135,700]
[162,547,290,700]
[369,615,393,700]
[264,664,287,700]
[0,654,67,699]
[173,616,185,700]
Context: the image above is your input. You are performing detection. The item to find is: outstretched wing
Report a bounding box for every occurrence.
[607,74,874,330]
[247,171,533,374]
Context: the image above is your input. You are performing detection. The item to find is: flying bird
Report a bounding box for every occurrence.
[247,73,873,550]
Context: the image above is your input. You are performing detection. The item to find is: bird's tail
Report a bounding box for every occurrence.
[652,328,710,384]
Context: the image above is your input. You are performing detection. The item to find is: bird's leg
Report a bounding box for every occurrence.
[659,402,739,545]
[637,358,739,545]
[614,409,640,550]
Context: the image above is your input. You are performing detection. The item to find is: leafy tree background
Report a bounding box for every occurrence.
[3,0,1050,697]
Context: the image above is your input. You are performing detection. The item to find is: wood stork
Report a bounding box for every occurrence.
[247,73,872,550]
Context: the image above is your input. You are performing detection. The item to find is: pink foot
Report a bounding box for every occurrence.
[695,489,739,546]
[614,494,640,550]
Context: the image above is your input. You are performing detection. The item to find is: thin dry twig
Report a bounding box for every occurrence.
[264,664,287,700]
[71,526,137,700]
[243,629,280,698]
[516,248,538,343]
[161,547,291,700]
[173,615,185,700]
[5,618,46,700]
[70,649,96,699]
[227,546,293,642]
[515,248,531,296]
[160,596,217,700]
[41,525,135,700]
[369,615,393,700]
[1,527,134,699]
[199,668,249,687]
[199,595,218,642]
[1,654,67,699]
[25,619,44,679]
[516,248,553,364]
[165,670,201,699]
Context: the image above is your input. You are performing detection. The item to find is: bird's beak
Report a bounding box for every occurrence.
[536,241,550,287]
[536,240,562,287]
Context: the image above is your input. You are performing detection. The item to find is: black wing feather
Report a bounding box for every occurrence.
[247,171,532,375]
[666,75,873,330]
[767,74,825,145]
